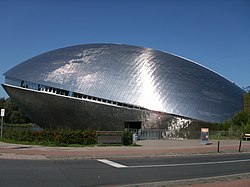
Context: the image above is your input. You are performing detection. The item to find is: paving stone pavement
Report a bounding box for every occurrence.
[0,153,47,160]
[0,139,250,160]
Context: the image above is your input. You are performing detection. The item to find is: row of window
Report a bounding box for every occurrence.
[5,77,146,111]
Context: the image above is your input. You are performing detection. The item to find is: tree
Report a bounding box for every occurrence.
[0,98,31,124]
[244,122,250,134]
[232,111,249,127]
[0,98,5,109]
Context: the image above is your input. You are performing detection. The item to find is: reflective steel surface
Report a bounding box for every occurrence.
[3,84,188,137]
[4,43,245,123]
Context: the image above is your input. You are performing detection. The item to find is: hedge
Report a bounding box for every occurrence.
[2,128,133,146]
[3,128,97,146]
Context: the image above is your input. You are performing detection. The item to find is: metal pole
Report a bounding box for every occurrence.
[1,116,3,139]
[239,140,242,152]
[217,141,220,153]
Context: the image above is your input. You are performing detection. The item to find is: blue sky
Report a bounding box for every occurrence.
[0,0,249,97]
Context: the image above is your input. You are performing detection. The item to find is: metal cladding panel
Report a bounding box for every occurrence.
[4,43,245,123]
[2,85,179,131]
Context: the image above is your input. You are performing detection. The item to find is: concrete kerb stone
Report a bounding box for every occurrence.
[121,172,250,187]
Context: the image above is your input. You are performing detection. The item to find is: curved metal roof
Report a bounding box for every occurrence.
[4,43,245,122]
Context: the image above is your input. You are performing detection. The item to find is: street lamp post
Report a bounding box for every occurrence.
[1,109,5,139]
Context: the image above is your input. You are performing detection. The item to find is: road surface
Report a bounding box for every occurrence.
[0,153,250,186]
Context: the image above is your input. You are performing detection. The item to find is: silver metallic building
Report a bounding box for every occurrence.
[2,44,245,133]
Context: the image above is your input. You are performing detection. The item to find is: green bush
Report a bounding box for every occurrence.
[2,128,97,146]
[244,122,250,134]
[123,130,133,145]
[2,128,133,146]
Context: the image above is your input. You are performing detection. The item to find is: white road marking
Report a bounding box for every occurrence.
[97,159,128,168]
[98,158,250,169]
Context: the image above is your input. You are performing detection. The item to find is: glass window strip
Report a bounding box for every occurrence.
[5,77,147,111]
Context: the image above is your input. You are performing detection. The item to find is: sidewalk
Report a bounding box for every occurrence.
[0,139,250,160]
[1,139,250,187]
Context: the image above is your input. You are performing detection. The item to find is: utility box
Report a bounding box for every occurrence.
[132,133,138,143]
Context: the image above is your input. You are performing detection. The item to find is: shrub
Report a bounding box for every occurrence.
[123,130,133,145]
[2,128,133,146]
[2,128,97,146]
[244,122,250,134]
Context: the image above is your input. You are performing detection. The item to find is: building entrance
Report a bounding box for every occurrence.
[124,121,142,129]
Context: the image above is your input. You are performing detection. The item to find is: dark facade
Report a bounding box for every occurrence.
[2,44,245,135]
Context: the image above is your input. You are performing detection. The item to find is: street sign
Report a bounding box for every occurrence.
[1,109,5,117]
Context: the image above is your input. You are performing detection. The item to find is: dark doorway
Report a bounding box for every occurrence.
[124,121,142,129]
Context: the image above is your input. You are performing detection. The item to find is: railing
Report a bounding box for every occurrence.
[96,131,123,144]
[127,129,243,140]
[127,129,165,140]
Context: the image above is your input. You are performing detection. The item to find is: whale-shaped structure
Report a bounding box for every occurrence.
[2,43,245,132]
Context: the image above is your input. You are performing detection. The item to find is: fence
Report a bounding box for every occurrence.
[127,129,243,140]
[188,131,242,140]
[127,129,165,140]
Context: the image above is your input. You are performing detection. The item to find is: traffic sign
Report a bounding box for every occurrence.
[1,109,5,117]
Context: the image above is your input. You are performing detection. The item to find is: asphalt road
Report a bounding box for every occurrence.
[0,153,250,187]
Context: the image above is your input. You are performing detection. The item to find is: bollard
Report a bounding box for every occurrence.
[239,140,242,152]
[217,141,220,153]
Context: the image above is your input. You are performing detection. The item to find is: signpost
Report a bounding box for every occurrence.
[1,109,5,139]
